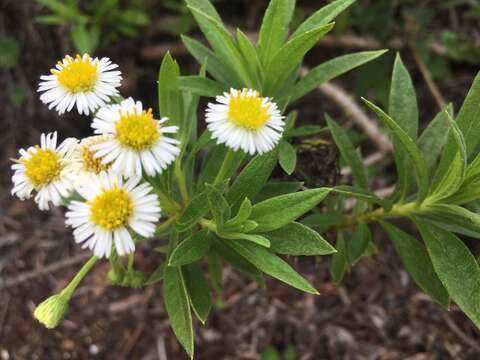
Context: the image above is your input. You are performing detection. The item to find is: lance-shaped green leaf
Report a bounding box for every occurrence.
[326,115,368,189]
[220,232,271,247]
[178,76,226,97]
[418,204,480,239]
[250,188,331,232]
[227,149,278,209]
[158,53,183,130]
[163,266,194,358]
[285,125,327,138]
[301,212,344,233]
[417,104,452,173]
[198,146,244,190]
[212,238,261,279]
[145,263,165,285]
[291,50,387,102]
[330,231,348,283]
[429,112,467,201]
[185,0,222,22]
[169,229,212,266]
[278,139,297,175]
[438,72,480,166]
[236,29,263,89]
[381,221,449,308]
[225,198,252,228]
[181,35,241,86]
[206,184,230,230]
[362,98,429,203]
[291,0,355,39]
[263,222,336,255]
[416,219,480,327]
[347,223,371,265]
[226,239,319,294]
[264,23,334,95]
[332,185,392,210]
[389,53,419,200]
[183,263,212,324]
[253,181,303,203]
[257,0,296,65]
[187,6,253,86]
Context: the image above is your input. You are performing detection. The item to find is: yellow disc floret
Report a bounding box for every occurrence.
[80,136,112,174]
[22,147,61,187]
[54,54,98,93]
[115,108,160,150]
[89,186,133,230]
[228,89,270,131]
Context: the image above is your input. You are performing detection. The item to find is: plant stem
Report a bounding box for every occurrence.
[174,162,190,205]
[154,216,177,235]
[336,201,421,230]
[128,253,135,271]
[61,256,99,299]
[214,149,236,185]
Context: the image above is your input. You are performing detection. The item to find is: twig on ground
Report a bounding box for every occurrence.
[441,313,480,352]
[410,44,447,110]
[156,335,168,360]
[0,252,91,289]
[120,321,146,360]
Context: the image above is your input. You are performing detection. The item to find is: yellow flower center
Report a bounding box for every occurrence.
[54,54,98,93]
[228,90,270,131]
[115,108,160,150]
[89,186,133,230]
[22,147,61,187]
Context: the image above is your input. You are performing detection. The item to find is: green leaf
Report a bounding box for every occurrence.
[416,219,480,327]
[187,6,253,86]
[169,229,212,266]
[257,0,296,65]
[417,105,452,173]
[158,53,183,129]
[144,263,165,285]
[419,204,480,239]
[301,212,344,233]
[346,224,371,265]
[206,184,230,230]
[332,185,392,209]
[329,231,348,283]
[250,188,331,232]
[429,112,467,201]
[362,98,429,203]
[163,266,194,358]
[253,181,303,203]
[264,23,334,95]
[71,25,99,54]
[178,75,226,97]
[264,222,336,255]
[227,149,278,210]
[326,115,368,189]
[225,198,252,228]
[212,238,261,279]
[278,139,297,175]
[220,232,271,247]
[389,53,419,200]
[381,222,449,308]
[236,29,263,89]
[185,0,222,22]
[183,263,212,324]
[181,35,240,86]
[198,146,244,190]
[226,240,319,294]
[285,125,326,138]
[291,50,387,102]
[291,0,354,39]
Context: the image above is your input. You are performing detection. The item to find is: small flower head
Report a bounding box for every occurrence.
[38,54,122,115]
[34,293,69,329]
[206,88,285,155]
[90,97,180,177]
[65,171,161,258]
[72,135,113,182]
[11,132,79,210]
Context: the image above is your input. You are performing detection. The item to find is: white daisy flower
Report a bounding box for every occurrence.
[72,135,114,184]
[11,132,79,210]
[90,97,180,178]
[206,88,285,155]
[38,54,122,115]
[65,172,161,258]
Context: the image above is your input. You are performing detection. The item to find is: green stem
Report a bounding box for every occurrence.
[128,253,135,271]
[174,162,190,205]
[199,218,217,232]
[154,216,177,235]
[214,149,236,185]
[61,256,99,299]
[335,201,421,230]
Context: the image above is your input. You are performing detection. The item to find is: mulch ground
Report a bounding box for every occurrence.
[1,195,479,360]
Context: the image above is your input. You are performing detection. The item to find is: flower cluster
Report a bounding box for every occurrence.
[11,54,285,260]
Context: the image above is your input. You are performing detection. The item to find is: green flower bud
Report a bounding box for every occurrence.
[122,270,146,288]
[33,293,69,329]
[107,267,125,285]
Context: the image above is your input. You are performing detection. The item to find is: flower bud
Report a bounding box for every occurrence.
[33,293,69,329]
